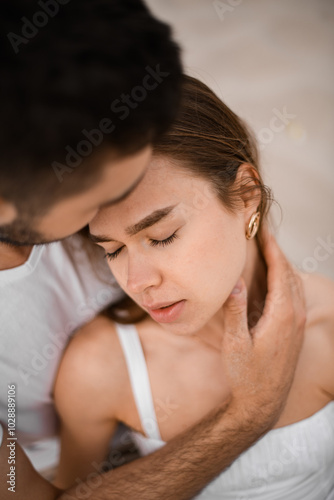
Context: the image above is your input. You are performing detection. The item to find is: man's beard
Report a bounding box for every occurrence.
[0,218,50,246]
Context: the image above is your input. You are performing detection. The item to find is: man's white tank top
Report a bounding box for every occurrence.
[115,323,334,500]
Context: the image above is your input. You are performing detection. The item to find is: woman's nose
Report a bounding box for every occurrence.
[125,255,162,295]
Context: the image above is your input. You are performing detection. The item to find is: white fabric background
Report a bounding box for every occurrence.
[146,0,334,279]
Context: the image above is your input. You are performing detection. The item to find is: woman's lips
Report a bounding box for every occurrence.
[146,300,186,323]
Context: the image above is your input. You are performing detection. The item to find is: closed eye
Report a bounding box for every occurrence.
[104,247,124,261]
[104,231,179,262]
[149,231,179,248]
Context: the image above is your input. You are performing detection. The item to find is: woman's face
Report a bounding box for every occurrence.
[89,158,249,336]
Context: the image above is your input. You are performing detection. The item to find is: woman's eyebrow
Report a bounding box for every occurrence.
[89,204,177,243]
[126,204,177,236]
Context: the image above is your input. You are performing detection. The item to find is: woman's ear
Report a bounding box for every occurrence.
[234,163,262,222]
[0,197,17,225]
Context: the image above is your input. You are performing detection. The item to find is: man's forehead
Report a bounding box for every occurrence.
[98,168,147,208]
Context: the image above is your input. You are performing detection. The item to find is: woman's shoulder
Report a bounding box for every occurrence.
[53,315,128,415]
[299,271,334,326]
[299,272,334,398]
[64,315,124,372]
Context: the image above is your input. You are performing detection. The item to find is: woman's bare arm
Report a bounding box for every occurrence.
[0,235,305,500]
[52,319,122,489]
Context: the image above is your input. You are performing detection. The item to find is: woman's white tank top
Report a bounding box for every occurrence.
[115,323,334,500]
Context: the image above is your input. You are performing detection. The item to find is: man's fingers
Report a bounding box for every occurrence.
[253,232,306,345]
[222,278,249,343]
[261,230,288,293]
[261,230,301,303]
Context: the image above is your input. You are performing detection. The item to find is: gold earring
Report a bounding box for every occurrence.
[246,211,260,240]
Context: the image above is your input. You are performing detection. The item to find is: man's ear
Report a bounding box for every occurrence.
[0,197,17,225]
[234,163,262,221]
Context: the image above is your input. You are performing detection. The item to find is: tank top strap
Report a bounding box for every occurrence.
[115,323,162,441]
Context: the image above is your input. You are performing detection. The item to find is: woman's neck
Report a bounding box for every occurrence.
[194,237,267,351]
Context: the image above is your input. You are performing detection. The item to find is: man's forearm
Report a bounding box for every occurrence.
[61,399,268,500]
[1,402,267,500]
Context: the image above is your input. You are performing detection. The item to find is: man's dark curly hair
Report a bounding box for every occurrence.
[0,0,182,213]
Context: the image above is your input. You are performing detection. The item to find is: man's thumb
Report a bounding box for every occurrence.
[222,278,248,338]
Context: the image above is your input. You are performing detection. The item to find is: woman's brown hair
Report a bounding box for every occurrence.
[154,75,272,235]
[98,74,273,323]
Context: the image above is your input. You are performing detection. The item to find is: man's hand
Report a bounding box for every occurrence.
[221,232,306,432]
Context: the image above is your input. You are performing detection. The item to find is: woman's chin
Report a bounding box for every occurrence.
[159,317,209,337]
